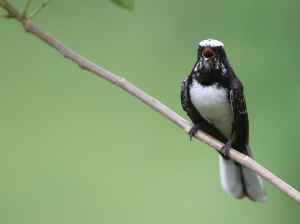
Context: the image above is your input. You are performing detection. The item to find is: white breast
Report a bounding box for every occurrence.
[189,80,234,139]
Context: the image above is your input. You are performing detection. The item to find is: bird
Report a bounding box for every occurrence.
[180,39,266,202]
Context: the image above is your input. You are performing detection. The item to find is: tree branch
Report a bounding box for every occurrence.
[1,0,300,204]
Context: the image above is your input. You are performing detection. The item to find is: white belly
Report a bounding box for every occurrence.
[189,80,234,139]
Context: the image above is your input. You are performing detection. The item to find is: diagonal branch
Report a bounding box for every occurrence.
[1,0,300,204]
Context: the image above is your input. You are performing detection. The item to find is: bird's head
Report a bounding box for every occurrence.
[195,39,227,73]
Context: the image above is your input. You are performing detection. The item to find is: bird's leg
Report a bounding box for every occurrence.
[188,120,204,141]
[221,123,235,157]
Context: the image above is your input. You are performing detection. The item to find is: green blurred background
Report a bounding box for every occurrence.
[1,0,300,223]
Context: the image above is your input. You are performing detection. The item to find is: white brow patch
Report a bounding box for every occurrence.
[199,39,224,48]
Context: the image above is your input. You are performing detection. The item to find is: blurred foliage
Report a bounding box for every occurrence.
[110,0,134,13]
[0,0,300,224]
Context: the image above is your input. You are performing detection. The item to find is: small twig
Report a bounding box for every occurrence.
[1,0,300,204]
[29,0,51,19]
[0,14,12,18]
[21,0,31,18]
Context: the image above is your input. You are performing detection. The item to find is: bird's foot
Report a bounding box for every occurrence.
[221,139,232,157]
[188,123,201,141]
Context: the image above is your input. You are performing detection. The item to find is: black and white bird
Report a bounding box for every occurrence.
[181,39,266,202]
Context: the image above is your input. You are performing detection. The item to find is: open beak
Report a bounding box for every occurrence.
[202,47,215,61]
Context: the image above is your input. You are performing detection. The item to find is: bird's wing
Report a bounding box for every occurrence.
[180,77,190,112]
[230,79,250,153]
[181,75,204,124]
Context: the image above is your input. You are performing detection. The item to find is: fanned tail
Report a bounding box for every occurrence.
[219,146,266,202]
